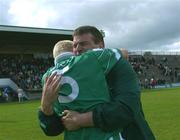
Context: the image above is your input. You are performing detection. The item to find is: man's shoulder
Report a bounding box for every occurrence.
[42,67,55,78]
[86,48,121,55]
[87,48,122,61]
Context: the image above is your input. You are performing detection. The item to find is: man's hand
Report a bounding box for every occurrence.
[120,48,128,60]
[61,110,81,131]
[41,72,62,115]
[62,110,94,131]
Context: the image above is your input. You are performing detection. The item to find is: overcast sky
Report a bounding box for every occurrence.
[0,0,180,51]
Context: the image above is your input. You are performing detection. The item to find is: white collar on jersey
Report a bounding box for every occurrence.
[54,52,74,65]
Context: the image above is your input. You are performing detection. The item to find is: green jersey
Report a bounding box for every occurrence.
[42,48,122,140]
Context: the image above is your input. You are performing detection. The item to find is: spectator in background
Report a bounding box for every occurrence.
[0,55,53,91]
[3,87,9,101]
[0,88,3,102]
[17,88,24,103]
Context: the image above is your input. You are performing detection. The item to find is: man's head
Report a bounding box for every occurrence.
[53,40,73,58]
[73,25,105,55]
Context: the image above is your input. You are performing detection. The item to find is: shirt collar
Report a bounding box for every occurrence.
[54,52,74,65]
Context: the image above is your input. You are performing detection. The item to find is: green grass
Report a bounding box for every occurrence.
[141,87,180,140]
[0,87,180,140]
[0,101,63,140]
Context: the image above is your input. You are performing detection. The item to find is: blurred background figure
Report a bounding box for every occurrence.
[17,88,24,103]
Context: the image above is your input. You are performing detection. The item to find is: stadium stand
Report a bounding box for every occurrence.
[0,54,53,102]
[0,25,180,102]
[0,52,179,91]
[0,54,53,90]
[0,25,73,102]
[129,52,180,89]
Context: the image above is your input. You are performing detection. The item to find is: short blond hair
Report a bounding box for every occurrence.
[53,40,73,58]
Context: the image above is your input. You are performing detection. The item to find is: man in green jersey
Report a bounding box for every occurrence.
[39,40,123,140]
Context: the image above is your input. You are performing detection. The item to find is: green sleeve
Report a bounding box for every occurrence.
[91,48,121,75]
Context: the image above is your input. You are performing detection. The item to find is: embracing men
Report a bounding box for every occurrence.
[38,25,155,140]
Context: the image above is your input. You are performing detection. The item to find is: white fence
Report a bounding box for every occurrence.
[155,83,180,89]
[128,50,180,56]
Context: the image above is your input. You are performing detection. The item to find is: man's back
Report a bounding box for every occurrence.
[53,51,111,112]
[42,48,122,140]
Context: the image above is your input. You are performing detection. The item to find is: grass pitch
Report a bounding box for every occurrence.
[0,87,180,140]
[142,87,180,140]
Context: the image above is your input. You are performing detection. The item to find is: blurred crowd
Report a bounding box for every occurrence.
[0,54,180,91]
[129,55,180,89]
[0,55,53,91]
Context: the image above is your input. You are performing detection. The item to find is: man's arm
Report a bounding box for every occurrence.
[61,110,94,131]
[61,98,133,132]
[62,58,139,132]
[38,110,64,136]
[38,72,65,136]
[92,98,134,132]
[40,72,62,115]
[91,48,121,75]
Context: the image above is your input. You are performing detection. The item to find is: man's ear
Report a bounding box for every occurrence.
[99,41,104,48]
